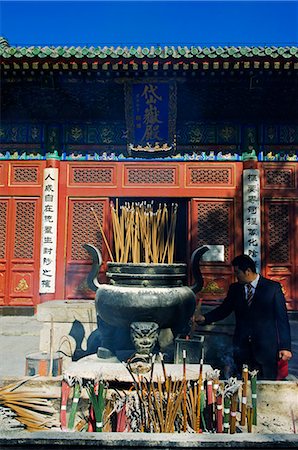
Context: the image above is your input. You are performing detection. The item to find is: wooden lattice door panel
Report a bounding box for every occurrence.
[190,198,239,303]
[65,197,111,300]
[263,199,297,310]
[7,198,42,306]
[0,199,9,305]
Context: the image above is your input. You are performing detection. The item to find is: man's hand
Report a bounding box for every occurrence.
[194,314,206,324]
[278,350,292,361]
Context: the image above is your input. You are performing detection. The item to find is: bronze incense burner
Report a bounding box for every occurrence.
[84,244,208,356]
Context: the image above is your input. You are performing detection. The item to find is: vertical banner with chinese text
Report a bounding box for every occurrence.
[125,81,176,147]
[39,168,58,293]
[243,169,261,271]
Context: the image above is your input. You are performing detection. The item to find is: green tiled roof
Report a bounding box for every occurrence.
[1,38,297,60]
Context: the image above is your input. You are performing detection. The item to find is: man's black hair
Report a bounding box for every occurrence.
[232,254,257,273]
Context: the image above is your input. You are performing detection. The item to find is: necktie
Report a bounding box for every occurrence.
[246,283,254,307]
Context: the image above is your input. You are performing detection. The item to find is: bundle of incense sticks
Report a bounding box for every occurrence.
[85,379,107,432]
[0,378,58,432]
[223,378,241,434]
[240,365,248,426]
[249,369,258,426]
[106,201,178,263]
[123,360,187,433]
[60,365,259,433]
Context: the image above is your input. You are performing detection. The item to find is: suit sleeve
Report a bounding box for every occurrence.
[203,285,235,325]
[274,283,291,351]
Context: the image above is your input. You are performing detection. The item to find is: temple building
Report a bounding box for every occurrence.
[0,38,297,312]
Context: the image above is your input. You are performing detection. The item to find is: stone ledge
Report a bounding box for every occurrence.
[37,300,97,323]
[0,431,297,449]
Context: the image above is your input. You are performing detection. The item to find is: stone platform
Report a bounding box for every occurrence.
[37,300,98,352]
[0,431,297,449]
[64,356,212,382]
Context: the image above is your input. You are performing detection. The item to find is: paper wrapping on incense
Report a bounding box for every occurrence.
[196,353,204,433]
[200,384,207,432]
[68,381,81,430]
[223,378,241,434]
[86,379,106,432]
[230,391,238,434]
[60,379,71,431]
[250,370,258,425]
[182,349,187,432]
[206,378,214,431]
[223,394,231,434]
[87,380,98,432]
[215,385,223,433]
[240,365,248,426]
[247,405,253,433]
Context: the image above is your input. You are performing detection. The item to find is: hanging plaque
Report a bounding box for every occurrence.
[125,81,176,155]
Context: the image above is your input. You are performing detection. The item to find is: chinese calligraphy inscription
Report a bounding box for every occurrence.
[243,169,261,271]
[39,168,58,293]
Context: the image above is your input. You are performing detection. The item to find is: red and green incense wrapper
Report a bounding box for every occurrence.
[223,392,231,434]
[60,379,71,431]
[196,349,204,433]
[249,369,258,426]
[240,364,248,426]
[68,380,81,430]
[215,383,224,433]
[86,379,107,432]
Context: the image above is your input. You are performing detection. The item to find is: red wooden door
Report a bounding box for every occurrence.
[0,197,42,306]
[263,198,298,310]
[261,163,298,311]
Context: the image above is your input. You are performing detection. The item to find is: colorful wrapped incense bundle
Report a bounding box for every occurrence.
[87,379,98,432]
[116,403,127,432]
[200,383,207,432]
[68,380,82,430]
[223,389,231,434]
[240,364,248,426]
[196,348,204,433]
[205,369,220,431]
[183,349,187,432]
[85,378,107,432]
[247,405,253,432]
[60,378,71,431]
[215,383,224,433]
[230,390,238,434]
[224,378,241,434]
[249,369,258,426]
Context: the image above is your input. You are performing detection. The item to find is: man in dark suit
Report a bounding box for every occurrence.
[196,254,292,380]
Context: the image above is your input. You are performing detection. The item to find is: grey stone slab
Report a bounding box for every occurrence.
[0,431,297,449]
[37,300,97,323]
[64,356,212,382]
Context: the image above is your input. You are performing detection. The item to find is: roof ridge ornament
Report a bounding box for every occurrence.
[0,37,10,48]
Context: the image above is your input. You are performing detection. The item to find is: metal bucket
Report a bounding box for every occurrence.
[174,334,204,364]
[25,351,62,376]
